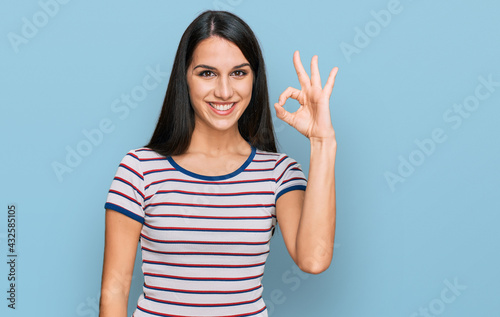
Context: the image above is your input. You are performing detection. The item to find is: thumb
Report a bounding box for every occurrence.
[274,103,293,126]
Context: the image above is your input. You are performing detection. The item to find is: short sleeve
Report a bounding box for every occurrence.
[104,150,145,224]
[274,154,307,202]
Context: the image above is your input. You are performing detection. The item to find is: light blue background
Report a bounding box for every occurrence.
[1,0,499,316]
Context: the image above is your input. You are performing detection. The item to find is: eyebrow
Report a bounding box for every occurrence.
[193,63,251,71]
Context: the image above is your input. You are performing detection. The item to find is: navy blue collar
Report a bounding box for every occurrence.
[167,145,256,181]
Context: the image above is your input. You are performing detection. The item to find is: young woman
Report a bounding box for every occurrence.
[99,10,338,317]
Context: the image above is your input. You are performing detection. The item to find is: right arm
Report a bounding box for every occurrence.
[99,209,142,317]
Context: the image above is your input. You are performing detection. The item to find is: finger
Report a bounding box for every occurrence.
[310,55,322,87]
[324,67,339,97]
[293,51,310,89]
[278,86,302,106]
[274,102,294,126]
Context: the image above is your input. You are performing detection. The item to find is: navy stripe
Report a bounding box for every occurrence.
[143,223,273,233]
[139,157,168,161]
[128,150,168,161]
[243,168,274,172]
[145,177,274,190]
[143,191,273,203]
[136,305,266,317]
[276,162,297,182]
[113,176,144,198]
[144,272,263,282]
[281,177,307,185]
[143,260,265,269]
[140,234,270,245]
[146,190,273,199]
[141,247,269,257]
[119,163,144,180]
[105,203,144,224]
[145,202,274,210]
[143,294,262,307]
[143,283,262,295]
[108,190,142,207]
[127,152,140,161]
[144,214,273,220]
[274,156,288,169]
[144,168,176,176]
[276,185,307,201]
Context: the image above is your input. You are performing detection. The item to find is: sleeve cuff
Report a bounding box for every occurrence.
[276,185,307,202]
[104,202,144,224]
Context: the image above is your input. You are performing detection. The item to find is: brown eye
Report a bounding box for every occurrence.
[199,70,215,77]
[232,70,247,77]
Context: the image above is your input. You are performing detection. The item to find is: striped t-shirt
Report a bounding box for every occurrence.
[104,146,307,317]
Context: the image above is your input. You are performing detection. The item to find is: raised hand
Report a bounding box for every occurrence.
[274,51,338,141]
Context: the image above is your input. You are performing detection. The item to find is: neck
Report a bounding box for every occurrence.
[187,124,250,157]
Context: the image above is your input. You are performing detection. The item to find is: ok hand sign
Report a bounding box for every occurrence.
[274,51,339,141]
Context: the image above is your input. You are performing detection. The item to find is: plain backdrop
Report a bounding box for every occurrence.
[1,0,499,316]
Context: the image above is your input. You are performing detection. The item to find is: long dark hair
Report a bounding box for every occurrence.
[145,10,277,156]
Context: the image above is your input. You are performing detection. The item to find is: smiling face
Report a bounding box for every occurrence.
[186,36,254,134]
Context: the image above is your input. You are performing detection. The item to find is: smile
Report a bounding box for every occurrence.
[208,102,235,111]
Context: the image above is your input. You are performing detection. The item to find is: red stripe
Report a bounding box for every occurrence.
[144,259,266,268]
[114,176,144,197]
[137,305,266,317]
[144,282,261,294]
[141,234,270,245]
[128,152,140,160]
[146,177,275,189]
[145,272,263,281]
[108,189,142,206]
[146,202,274,208]
[144,224,272,232]
[144,294,261,307]
[153,190,274,196]
[144,168,176,174]
[276,162,297,182]
[141,246,269,256]
[282,177,307,185]
[119,163,143,180]
[144,190,275,202]
[274,156,287,167]
[140,157,166,161]
[144,213,272,219]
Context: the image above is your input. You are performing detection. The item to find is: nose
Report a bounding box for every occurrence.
[214,75,233,100]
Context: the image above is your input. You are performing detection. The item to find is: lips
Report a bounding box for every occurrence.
[208,102,235,111]
[206,101,238,116]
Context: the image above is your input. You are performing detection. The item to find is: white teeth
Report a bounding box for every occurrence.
[209,102,234,111]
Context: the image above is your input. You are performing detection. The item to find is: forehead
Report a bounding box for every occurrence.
[190,36,249,68]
